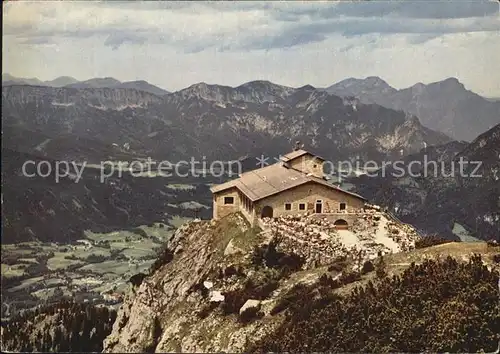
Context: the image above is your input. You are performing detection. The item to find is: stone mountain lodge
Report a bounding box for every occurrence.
[210,147,367,229]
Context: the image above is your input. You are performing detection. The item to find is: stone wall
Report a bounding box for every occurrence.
[213,187,240,219]
[288,154,324,178]
[254,182,365,221]
[308,213,360,227]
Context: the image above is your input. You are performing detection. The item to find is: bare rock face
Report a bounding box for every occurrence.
[104,292,160,352]
[224,238,244,256]
[103,215,279,353]
[101,214,311,352]
[103,212,421,353]
[239,299,261,315]
[103,221,217,352]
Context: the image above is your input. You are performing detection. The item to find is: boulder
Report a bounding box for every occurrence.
[203,281,213,290]
[209,291,225,302]
[239,299,262,315]
[224,239,244,256]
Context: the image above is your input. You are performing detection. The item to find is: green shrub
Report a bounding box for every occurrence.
[271,283,311,316]
[487,239,500,248]
[149,246,174,275]
[249,255,500,353]
[327,255,348,272]
[375,256,387,279]
[415,235,454,249]
[361,260,375,274]
[197,302,218,320]
[221,276,279,315]
[239,307,264,324]
[250,238,304,276]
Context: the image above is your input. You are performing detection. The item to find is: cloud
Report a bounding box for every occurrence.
[331,0,499,20]
[2,1,500,97]
[271,0,499,21]
[3,1,499,53]
[230,15,500,51]
[104,32,148,50]
[405,33,442,45]
[19,37,55,45]
[244,32,327,51]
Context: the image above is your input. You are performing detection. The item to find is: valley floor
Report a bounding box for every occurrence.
[1,217,193,319]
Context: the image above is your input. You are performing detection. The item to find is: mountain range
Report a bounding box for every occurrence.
[1,79,450,244]
[5,73,499,142]
[1,77,499,243]
[2,81,452,164]
[2,74,80,87]
[325,76,500,142]
[2,74,170,96]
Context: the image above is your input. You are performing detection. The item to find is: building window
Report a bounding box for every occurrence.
[340,202,346,211]
[224,196,234,205]
[285,203,292,211]
[299,203,306,210]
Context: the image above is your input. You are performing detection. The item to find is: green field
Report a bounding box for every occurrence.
[7,276,45,292]
[47,254,84,271]
[170,215,194,228]
[1,263,29,278]
[2,220,188,315]
[165,183,196,190]
[78,260,133,275]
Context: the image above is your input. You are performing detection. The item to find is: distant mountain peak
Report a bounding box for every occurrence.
[443,77,460,84]
[330,76,394,91]
[237,80,291,91]
[2,73,78,87]
[326,75,499,141]
[326,76,397,100]
[364,76,390,86]
[183,82,215,93]
[82,77,121,85]
[241,80,274,86]
[440,77,464,88]
[127,80,148,84]
[2,73,17,81]
[174,82,229,101]
[298,84,316,91]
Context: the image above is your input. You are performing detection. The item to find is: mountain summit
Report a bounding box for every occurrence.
[326,77,500,141]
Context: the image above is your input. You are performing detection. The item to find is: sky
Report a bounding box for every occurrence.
[3,0,500,96]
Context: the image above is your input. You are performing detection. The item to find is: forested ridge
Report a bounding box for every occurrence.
[250,254,500,353]
[1,300,116,352]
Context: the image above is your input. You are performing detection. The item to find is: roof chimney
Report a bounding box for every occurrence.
[293,140,303,151]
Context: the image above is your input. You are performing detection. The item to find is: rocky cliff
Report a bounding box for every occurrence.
[2,85,163,110]
[3,213,499,352]
[2,83,451,163]
[102,211,499,353]
[102,214,500,353]
[103,212,412,352]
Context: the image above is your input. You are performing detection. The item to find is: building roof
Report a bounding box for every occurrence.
[210,155,366,202]
[280,149,325,162]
